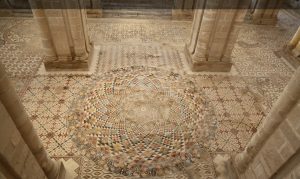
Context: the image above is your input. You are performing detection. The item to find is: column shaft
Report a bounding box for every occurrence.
[185,0,247,72]
[0,101,46,179]
[30,0,91,71]
[234,67,300,174]
[289,27,300,48]
[289,27,300,57]
[0,63,60,179]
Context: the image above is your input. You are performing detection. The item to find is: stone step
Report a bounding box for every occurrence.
[101,0,174,9]
[12,9,33,17]
[102,9,172,19]
[101,0,174,19]
[102,3,172,9]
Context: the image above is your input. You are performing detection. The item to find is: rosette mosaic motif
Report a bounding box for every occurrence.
[68,67,216,177]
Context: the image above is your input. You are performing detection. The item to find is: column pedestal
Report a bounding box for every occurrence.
[43,53,90,71]
[184,45,233,72]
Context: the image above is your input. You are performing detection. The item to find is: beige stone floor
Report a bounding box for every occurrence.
[0,10,299,178]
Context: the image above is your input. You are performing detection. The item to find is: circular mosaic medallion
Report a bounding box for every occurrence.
[68,67,215,177]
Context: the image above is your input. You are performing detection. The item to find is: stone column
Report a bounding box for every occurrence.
[30,0,91,71]
[281,26,300,69]
[0,101,46,179]
[0,62,60,179]
[234,66,300,176]
[246,0,283,25]
[288,26,300,57]
[172,0,195,20]
[185,0,247,72]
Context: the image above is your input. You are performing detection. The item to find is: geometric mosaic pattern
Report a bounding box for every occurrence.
[53,155,215,179]
[0,9,299,178]
[0,18,43,78]
[232,10,299,111]
[88,18,191,44]
[193,75,265,153]
[0,18,44,98]
[96,44,187,74]
[68,66,216,177]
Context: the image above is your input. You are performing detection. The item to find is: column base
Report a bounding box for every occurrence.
[87,9,102,18]
[44,55,90,72]
[184,45,232,72]
[246,17,278,25]
[213,154,238,179]
[56,158,79,179]
[45,159,61,179]
[172,9,193,20]
[44,60,89,71]
[38,45,99,76]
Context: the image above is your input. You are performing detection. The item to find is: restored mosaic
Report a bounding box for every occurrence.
[67,66,216,177]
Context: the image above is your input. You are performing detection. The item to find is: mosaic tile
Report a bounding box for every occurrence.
[191,74,266,153]
[88,18,191,45]
[232,10,299,114]
[68,66,217,177]
[0,18,43,78]
[96,43,188,74]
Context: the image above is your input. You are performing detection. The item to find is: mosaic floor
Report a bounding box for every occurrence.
[88,18,190,45]
[0,9,299,178]
[68,66,217,177]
